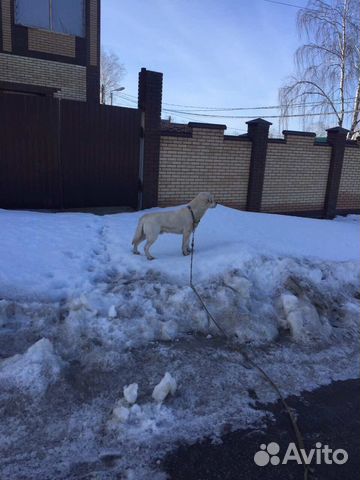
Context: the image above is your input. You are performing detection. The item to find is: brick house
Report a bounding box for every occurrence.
[0,0,100,102]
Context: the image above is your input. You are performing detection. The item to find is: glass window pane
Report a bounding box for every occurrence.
[52,0,85,37]
[15,0,50,30]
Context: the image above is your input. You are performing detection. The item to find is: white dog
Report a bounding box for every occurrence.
[132,192,217,260]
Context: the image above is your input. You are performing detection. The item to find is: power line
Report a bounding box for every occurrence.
[161,108,357,120]
[114,95,356,132]
[116,92,355,113]
[160,98,355,112]
[115,93,358,120]
[114,96,248,131]
[263,0,316,11]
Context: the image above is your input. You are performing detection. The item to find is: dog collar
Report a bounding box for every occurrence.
[187,205,199,228]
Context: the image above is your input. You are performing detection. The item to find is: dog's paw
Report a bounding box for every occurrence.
[183,250,191,256]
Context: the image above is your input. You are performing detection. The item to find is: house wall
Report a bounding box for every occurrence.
[28,29,76,57]
[158,126,252,209]
[0,0,100,102]
[0,52,87,100]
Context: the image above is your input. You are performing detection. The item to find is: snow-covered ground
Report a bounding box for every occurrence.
[0,206,359,479]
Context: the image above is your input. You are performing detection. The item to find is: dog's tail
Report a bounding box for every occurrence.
[132,217,145,245]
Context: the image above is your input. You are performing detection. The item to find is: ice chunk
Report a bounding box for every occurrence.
[281,292,329,342]
[0,338,62,396]
[152,372,177,403]
[123,383,138,404]
[113,404,130,422]
[108,305,117,318]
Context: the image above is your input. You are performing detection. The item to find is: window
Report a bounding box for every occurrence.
[15,0,85,37]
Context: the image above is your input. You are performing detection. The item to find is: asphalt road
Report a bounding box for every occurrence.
[163,378,360,480]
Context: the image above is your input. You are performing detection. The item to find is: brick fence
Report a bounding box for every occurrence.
[157,119,360,218]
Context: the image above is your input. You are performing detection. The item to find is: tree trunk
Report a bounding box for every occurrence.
[349,77,360,137]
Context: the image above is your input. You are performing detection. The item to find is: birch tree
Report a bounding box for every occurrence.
[100,48,126,105]
[279,0,360,138]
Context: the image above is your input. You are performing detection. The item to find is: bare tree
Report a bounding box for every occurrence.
[100,47,126,105]
[279,0,360,138]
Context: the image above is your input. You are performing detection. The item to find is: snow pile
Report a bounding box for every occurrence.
[0,206,359,479]
[0,338,63,396]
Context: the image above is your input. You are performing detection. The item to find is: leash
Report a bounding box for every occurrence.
[188,213,309,480]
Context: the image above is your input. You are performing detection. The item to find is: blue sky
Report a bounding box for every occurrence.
[101,0,310,134]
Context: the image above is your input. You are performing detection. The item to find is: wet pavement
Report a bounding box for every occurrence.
[163,378,360,480]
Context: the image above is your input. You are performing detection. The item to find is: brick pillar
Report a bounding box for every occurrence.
[324,126,348,219]
[138,67,163,209]
[246,118,272,212]
[86,0,101,102]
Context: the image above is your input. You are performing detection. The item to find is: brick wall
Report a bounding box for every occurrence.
[159,125,251,209]
[262,133,331,212]
[89,0,98,66]
[1,0,12,52]
[158,120,360,217]
[338,145,360,209]
[28,29,76,57]
[0,53,87,100]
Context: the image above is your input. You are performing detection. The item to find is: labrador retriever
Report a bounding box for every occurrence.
[132,192,216,260]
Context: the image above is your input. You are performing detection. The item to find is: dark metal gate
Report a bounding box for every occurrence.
[0,94,141,209]
[61,99,141,209]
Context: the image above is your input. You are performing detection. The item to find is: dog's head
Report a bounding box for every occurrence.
[197,192,217,208]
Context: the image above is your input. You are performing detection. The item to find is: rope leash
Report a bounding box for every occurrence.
[188,225,309,480]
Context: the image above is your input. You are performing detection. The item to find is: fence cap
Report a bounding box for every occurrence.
[326,126,349,134]
[188,122,227,130]
[283,130,316,137]
[246,118,272,126]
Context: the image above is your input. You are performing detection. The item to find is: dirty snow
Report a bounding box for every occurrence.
[0,206,359,479]
[0,338,63,396]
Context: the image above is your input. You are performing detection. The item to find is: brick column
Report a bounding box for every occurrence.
[324,126,348,219]
[138,67,163,209]
[86,0,101,102]
[246,118,272,212]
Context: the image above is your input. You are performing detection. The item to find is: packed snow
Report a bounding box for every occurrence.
[0,205,359,479]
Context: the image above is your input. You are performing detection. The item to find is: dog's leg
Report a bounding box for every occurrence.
[143,225,159,260]
[132,233,145,255]
[182,229,192,256]
[144,238,156,260]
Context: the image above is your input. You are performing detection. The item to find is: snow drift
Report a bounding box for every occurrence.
[0,206,358,479]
